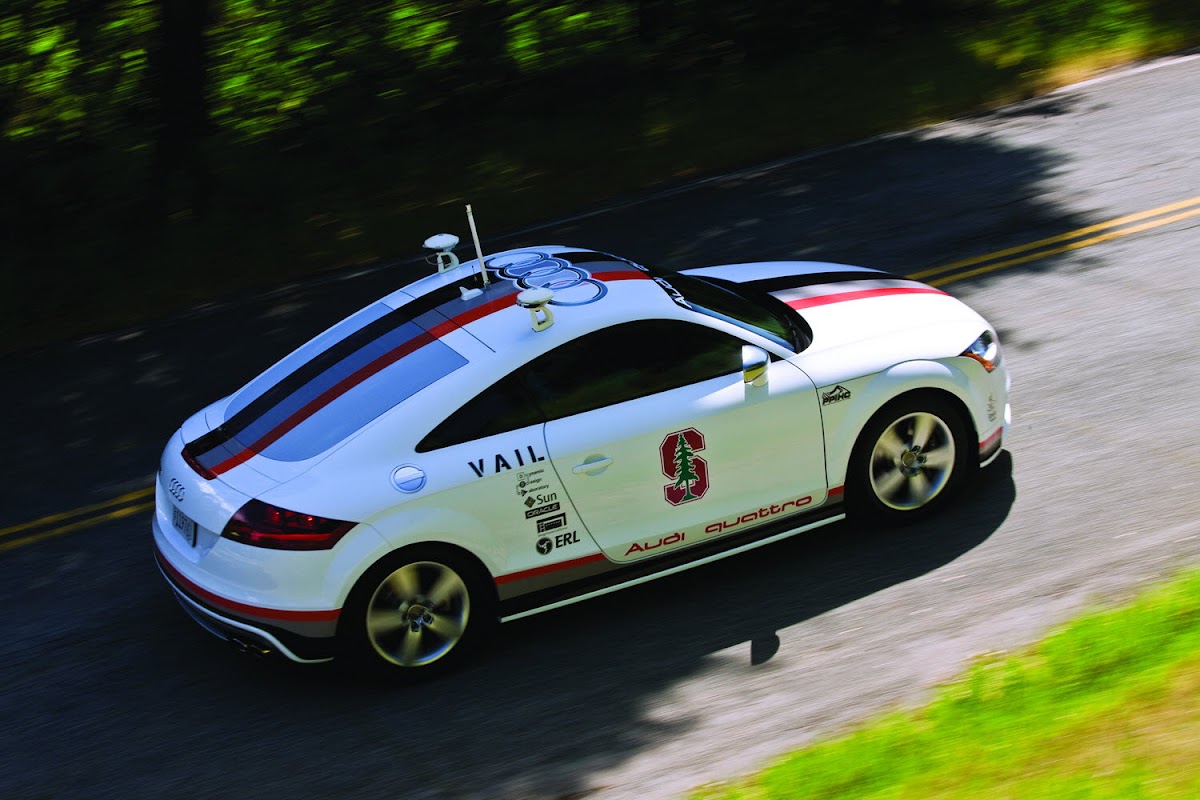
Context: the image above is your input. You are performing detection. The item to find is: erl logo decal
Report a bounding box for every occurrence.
[660,428,708,505]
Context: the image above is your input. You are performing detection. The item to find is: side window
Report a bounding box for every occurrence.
[416,319,746,450]
[417,372,544,452]
[527,320,745,422]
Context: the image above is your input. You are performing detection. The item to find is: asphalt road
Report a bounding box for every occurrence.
[2,54,1199,800]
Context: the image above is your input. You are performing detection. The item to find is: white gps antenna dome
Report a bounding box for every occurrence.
[517,288,555,331]
[423,233,461,272]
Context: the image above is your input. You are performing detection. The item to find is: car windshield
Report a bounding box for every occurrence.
[657,272,811,352]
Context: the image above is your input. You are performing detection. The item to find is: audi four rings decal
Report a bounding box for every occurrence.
[486,252,612,306]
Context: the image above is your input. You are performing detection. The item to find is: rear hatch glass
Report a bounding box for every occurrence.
[184,285,471,477]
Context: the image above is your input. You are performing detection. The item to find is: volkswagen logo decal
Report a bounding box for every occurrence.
[486,252,608,306]
[168,477,186,503]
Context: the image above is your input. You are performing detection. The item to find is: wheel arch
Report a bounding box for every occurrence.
[327,505,505,624]
[824,360,980,490]
[335,539,501,640]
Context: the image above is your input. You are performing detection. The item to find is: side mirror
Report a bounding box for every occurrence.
[742,345,769,387]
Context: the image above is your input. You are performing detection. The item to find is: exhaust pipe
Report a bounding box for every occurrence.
[229,636,272,659]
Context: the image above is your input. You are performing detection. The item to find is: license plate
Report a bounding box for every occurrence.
[172,505,197,547]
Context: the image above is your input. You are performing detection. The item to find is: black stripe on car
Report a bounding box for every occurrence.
[743,269,894,293]
[187,283,465,456]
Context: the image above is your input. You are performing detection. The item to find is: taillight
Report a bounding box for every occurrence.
[181,446,217,480]
[221,500,356,551]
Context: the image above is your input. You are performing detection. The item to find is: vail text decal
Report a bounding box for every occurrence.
[469,445,545,478]
[625,531,685,557]
[661,428,709,506]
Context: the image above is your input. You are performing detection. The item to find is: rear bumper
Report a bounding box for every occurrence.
[153,542,338,663]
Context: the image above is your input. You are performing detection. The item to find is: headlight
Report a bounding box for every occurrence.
[961,330,1001,372]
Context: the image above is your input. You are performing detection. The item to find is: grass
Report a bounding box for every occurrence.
[692,567,1200,799]
[4,16,1199,355]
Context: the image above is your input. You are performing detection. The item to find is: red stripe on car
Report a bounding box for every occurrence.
[495,553,608,585]
[828,485,844,497]
[592,270,651,282]
[785,286,946,311]
[155,544,341,622]
[210,291,519,475]
[979,427,1003,451]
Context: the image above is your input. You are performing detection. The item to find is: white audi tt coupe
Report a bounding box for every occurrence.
[153,240,1009,675]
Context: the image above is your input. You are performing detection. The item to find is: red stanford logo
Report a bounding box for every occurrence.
[660,428,709,505]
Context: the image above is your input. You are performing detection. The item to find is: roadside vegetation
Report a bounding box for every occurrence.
[693,566,1200,799]
[3,1,1200,353]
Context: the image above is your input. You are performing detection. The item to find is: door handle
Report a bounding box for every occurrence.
[572,456,614,475]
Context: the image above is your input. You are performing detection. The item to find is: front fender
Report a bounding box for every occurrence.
[821,359,984,489]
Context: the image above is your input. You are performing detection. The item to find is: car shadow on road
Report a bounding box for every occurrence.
[195,452,1015,798]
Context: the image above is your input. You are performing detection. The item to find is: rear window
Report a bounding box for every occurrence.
[187,285,474,472]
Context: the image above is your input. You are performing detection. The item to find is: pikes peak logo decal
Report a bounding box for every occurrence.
[821,385,852,405]
[660,428,708,506]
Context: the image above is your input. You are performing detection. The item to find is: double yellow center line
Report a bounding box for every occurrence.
[911,194,1200,286]
[3,194,1198,555]
[0,487,155,554]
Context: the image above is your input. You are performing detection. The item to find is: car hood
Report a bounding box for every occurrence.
[681,261,989,374]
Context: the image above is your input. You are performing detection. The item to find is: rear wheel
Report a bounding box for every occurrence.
[340,545,495,677]
[848,395,970,522]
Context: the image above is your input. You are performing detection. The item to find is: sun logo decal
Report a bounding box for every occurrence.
[661,428,709,505]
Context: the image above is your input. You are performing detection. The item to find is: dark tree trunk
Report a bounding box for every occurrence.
[152,0,213,221]
[637,0,674,46]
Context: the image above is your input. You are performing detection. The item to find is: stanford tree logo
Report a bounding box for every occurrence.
[660,428,709,506]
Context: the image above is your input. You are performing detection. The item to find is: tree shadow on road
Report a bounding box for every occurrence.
[1,113,1085,800]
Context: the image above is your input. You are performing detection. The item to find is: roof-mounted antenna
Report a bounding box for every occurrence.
[517,288,555,332]
[465,204,490,288]
[423,233,460,272]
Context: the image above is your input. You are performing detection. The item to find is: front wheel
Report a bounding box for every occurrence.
[848,396,970,522]
[340,546,495,677]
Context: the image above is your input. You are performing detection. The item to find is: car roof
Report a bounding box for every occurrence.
[191,246,684,476]
[378,246,680,354]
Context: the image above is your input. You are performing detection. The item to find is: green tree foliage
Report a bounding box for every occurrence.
[203,1,636,143]
[2,0,156,146]
[6,1,1195,172]
[977,0,1156,67]
[1,1,1197,350]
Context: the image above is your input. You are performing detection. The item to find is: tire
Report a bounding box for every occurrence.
[339,545,496,677]
[847,394,971,523]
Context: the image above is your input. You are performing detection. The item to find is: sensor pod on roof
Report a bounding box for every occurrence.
[517,287,555,331]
